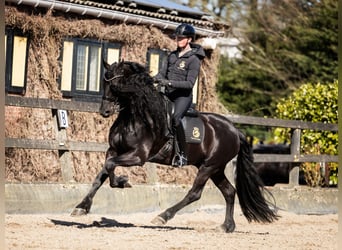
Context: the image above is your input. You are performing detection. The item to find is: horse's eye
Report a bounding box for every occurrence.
[105,72,112,80]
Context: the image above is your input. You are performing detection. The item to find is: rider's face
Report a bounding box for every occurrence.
[176,36,191,49]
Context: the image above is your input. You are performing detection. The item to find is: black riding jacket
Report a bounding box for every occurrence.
[157,43,205,99]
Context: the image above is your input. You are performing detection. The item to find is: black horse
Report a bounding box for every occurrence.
[71,60,278,232]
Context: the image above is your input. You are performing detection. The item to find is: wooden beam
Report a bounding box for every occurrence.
[5,96,338,132]
[253,154,338,163]
[5,138,108,152]
[68,141,108,152]
[5,96,101,113]
[5,138,62,150]
[225,114,338,131]
[5,138,337,162]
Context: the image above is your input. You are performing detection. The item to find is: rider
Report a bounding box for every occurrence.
[154,23,205,167]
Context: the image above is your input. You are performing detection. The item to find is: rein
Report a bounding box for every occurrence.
[102,95,117,102]
[102,74,124,101]
[103,74,124,82]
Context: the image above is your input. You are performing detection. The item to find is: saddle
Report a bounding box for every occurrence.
[148,95,205,164]
[182,109,204,143]
[162,94,204,143]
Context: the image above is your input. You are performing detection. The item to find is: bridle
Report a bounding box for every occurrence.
[102,95,117,102]
[103,74,124,82]
[102,73,125,102]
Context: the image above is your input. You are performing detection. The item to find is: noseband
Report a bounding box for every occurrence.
[102,73,124,102]
[103,74,124,82]
[102,95,117,102]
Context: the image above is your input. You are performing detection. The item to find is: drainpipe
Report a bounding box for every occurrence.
[5,0,225,37]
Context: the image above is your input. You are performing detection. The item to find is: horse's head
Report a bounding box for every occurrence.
[99,60,122,117]
[99,59,149,117]
[100,59,169,138]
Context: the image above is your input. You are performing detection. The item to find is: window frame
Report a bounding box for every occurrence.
[60,38,122,101]
[5,27,30,95]
[72,39,103,97]
[146,48,168,77]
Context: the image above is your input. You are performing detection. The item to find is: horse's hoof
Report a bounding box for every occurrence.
[109,182,132,188]
[110,175,131,188]
[124,182,132,188]
[70,208,87,217]
[151,216,166,226]
[220,223,235,233]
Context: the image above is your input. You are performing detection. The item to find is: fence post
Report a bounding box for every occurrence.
[53,109,75,183]
[145,162,158,184]
[289,129,301,186]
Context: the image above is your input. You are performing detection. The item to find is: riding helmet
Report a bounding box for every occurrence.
[174,23,195,40]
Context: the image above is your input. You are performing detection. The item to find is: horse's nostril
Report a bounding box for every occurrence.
[100,110,110,117]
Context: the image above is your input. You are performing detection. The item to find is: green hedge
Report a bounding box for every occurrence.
[273,80,338,186]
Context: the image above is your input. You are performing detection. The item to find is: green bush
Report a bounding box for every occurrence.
[273,80,338,186]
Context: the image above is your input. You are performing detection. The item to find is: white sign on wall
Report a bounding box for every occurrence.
[57,110,69,128]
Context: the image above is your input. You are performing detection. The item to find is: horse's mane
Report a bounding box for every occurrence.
[116,61,167,136]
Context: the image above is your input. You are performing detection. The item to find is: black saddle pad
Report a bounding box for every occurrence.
[181,116,204,144]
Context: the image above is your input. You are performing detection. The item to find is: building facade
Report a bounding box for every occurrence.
[5,0,229,184]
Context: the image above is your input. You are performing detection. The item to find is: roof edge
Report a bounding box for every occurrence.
[5,0,228,37]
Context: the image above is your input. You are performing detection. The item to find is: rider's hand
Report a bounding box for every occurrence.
[156,78,171,87]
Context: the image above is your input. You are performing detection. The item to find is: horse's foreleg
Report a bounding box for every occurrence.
[105,157,122,188]
[151,165,212,225]
[71,152,139,216]
[108,171,131,188]
[107,154,143,188]
[210,171,236,233]
[71,167,109,216]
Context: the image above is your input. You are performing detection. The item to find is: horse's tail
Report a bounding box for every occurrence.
[235,132,279,223]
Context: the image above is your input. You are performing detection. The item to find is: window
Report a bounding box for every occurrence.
[60,38,121,100]
[146,48,168,77]
[5,28,29,95]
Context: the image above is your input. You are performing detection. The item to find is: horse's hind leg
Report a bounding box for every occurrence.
[151,165,212,225]
[210,171,236,233]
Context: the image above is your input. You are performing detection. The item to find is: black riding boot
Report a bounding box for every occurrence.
[173,124,188,167]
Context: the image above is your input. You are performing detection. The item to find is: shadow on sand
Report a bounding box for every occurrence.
[49,217,194,231]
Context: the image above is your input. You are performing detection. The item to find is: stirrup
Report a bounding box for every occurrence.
[172,153,188,167]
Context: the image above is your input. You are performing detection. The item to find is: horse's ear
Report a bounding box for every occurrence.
[103,58,110,70]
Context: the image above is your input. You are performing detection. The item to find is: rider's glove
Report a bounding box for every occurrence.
[156,79,171,87]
